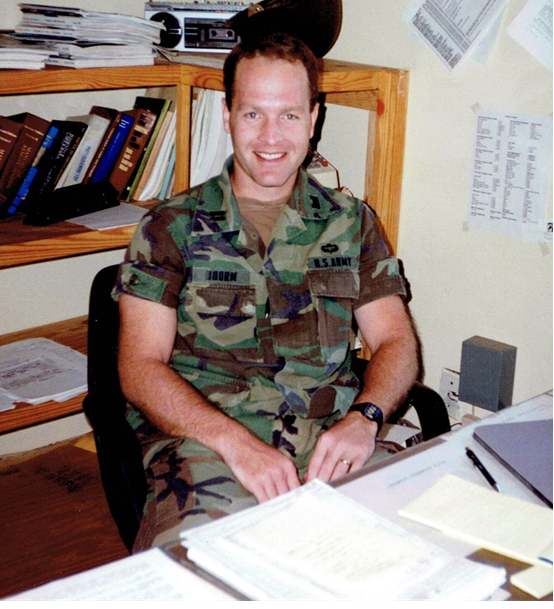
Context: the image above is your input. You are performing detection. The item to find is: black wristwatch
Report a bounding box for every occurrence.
[349,402,384,432]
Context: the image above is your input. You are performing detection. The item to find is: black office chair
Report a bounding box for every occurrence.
[83,264,148,551]
[83,264,450,550]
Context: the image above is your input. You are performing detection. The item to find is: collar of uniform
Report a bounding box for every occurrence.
[190,158,342,237]
[295,168,343,219]
[191,157,242,236]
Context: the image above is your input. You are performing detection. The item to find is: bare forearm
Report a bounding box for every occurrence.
[355,332,419,420]
[119,355,256,457]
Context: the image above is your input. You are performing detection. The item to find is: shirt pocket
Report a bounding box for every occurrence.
[185,283,260,355]
[307,268,359,361]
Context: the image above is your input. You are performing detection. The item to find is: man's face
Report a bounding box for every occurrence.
[223,56,319,201]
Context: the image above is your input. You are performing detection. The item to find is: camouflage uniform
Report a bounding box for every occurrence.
[114,157,406,550]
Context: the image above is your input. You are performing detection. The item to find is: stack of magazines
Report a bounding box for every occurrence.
[3,3,164,69]
[0,338,87,412]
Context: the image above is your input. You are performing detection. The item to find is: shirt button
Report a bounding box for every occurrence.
[129,274,140,286]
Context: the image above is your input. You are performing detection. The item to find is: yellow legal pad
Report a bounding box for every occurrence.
[398,474,553,568]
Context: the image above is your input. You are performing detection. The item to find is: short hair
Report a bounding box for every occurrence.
[223,31,320,110]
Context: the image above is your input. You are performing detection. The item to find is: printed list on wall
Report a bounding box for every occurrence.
[467,110,553,242]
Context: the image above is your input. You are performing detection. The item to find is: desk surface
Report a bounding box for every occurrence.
[335,392,553,601]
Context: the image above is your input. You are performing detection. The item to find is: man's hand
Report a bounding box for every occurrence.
[303,412,377,483]
[221,436,302,503]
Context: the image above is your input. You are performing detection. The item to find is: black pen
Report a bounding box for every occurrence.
[465,447,501,492]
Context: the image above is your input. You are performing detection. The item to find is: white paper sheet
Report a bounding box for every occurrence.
[467,109,553,241]
[507,0,553,71]
[68,202,147,230]
[9,547,236,601]
[402,0,507,70]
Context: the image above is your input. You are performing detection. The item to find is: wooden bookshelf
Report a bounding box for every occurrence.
[0,58,408,433]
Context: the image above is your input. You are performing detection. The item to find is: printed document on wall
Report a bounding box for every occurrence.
[402,0,507,70]
[507,0,553,72]
[467,109,553,242]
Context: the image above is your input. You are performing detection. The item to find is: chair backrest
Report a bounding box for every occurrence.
[82,264,147,551]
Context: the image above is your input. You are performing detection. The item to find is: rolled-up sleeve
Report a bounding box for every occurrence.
[356,204,407,309]
[112,207,186,308]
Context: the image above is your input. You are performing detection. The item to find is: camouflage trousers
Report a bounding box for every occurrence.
[129,403,398,553]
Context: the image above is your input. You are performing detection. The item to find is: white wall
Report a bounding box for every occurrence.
[1,1,552,407]
[323,0,552,403]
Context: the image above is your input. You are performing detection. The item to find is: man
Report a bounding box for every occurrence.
[114,32,419,552]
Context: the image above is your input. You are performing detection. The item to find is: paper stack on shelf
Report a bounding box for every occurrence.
[181,479,506,601]
[0,337,87,412]
[0,32,51,70]
[9,3,164,69]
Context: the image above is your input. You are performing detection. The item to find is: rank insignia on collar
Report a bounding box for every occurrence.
[208,211,226,222]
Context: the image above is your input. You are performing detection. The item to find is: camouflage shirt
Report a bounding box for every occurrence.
[114,157,406,429]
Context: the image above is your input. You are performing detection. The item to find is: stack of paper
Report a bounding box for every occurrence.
[10,3,164,69]
[0,32,51,69]
[10,547,236,601]
[181,479,506,601]
[0,338,87,412]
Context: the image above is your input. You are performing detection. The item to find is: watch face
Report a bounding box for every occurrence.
[365,404,379,418]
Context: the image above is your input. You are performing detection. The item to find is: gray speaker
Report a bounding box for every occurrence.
[458,336,517,412]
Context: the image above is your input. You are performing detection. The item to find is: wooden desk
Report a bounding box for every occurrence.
[0,316,88,434]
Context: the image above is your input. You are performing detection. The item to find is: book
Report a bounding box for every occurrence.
[159,144,176,200]
[5,123,59,217]
[55,112,110,188]
[108,107,157,197]
[125,97,172,201]
[0,112,49,211]
[133,111,176,201]
[79,106,119,183]
[88,111,135,185]
[0,117,23,175]
[19,119,87,213]
[181,479,507,601]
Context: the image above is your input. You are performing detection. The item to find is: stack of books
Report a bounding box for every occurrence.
[0,94,176,219]
[6,3,164,69]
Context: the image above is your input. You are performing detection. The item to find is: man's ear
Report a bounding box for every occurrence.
[222,97,231,134]
[309,101,320,138]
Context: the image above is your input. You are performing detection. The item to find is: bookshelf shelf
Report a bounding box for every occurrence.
[0,57,408,434]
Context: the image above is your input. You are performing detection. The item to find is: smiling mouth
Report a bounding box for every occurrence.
[255,152,286,161]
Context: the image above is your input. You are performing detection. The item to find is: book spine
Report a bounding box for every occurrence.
[125,100,171,201]
[109,109,157,197]
[81,110,121,184]
[90,112,135,184]
[6,124,59,216]
[57,114,110,188]
[132,110,174,201]
[0,119,23,176]
[0,115,49,208]
[22,121,87,209]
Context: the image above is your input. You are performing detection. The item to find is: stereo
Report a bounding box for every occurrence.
[144,2,250,53]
